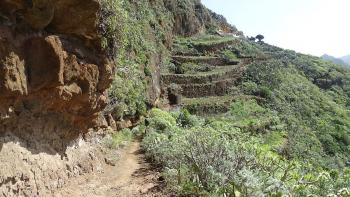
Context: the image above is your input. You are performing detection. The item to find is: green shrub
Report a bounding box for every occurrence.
[190,35,234,46]
[264,131,288,152]
[257,86,272,98]
[161,60,177,73]
[131,121,147,137]
[104,128,133,149]
[144,66,152,77]
[343,134,350,146]
[241,81,259,95]
[175,62,191,74]
[230,39,265,58]
[172,40,199,56]
[176,109,198,128]
[229,99,268,119]
[147,108,177,132]
[221,49,238,61]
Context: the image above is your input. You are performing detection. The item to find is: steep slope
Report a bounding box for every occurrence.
[160,34,262,114]
[104,0,241,124]
[147,39,350,196]
[161,35,350,169]
[243,47,350,166]
[146,13,350,197]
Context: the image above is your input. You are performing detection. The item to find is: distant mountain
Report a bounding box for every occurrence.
[340,55,350,65]
[322,54,349,67]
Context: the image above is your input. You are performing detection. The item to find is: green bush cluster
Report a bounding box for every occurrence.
[172,35,234,55]
[175,109,198,128]
[228,99,282,134]
[221,49,238,61]
[142,108,350,196]
[104,128,133,149]
[230,39,265,58]
[147,108,177,133]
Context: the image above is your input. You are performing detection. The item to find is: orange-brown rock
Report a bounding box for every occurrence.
[0,27,112,130]
[0,0,101,36]
[0,0,113,130]
[0,0,115,195]
[50,0,100,39]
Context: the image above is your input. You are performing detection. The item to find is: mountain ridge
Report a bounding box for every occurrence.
[322,54,349,67]
[341,54,350,65]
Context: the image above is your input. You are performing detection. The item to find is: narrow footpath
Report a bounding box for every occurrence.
[54,142,165,197]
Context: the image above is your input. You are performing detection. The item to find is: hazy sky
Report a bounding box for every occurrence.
[202,0,350,57]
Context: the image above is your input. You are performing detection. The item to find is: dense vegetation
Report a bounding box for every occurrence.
[100,0,172,120]
[100,0,237,120]
[142,107,350,196]
[142,39,350,195]
[100,0,350,195]
[242,58,350,168]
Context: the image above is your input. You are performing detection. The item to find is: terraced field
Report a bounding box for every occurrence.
[161,35,258,115]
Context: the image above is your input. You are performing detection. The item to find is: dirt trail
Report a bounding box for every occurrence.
[54,142,165,197]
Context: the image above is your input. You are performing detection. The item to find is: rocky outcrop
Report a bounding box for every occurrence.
[0,0,115,195]
[0,0,113,132]
[163,0,240,36]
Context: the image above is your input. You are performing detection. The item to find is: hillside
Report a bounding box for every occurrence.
[0,0,349,196]
[143,35,350,196]
[322,54,350,67]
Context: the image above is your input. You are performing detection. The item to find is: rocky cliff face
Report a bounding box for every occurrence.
[0,0,115,195]
[0,0,113,130]
[163,0,240,36]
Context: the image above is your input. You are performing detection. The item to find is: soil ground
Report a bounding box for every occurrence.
[54,141,167,197]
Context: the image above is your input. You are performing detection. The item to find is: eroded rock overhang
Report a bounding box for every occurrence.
[0,0,115,132]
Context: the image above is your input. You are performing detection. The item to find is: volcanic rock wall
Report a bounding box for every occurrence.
[0,0,114,195]
[163,0,240,36]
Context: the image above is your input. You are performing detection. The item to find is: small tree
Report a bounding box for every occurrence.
[256,34,264,42]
